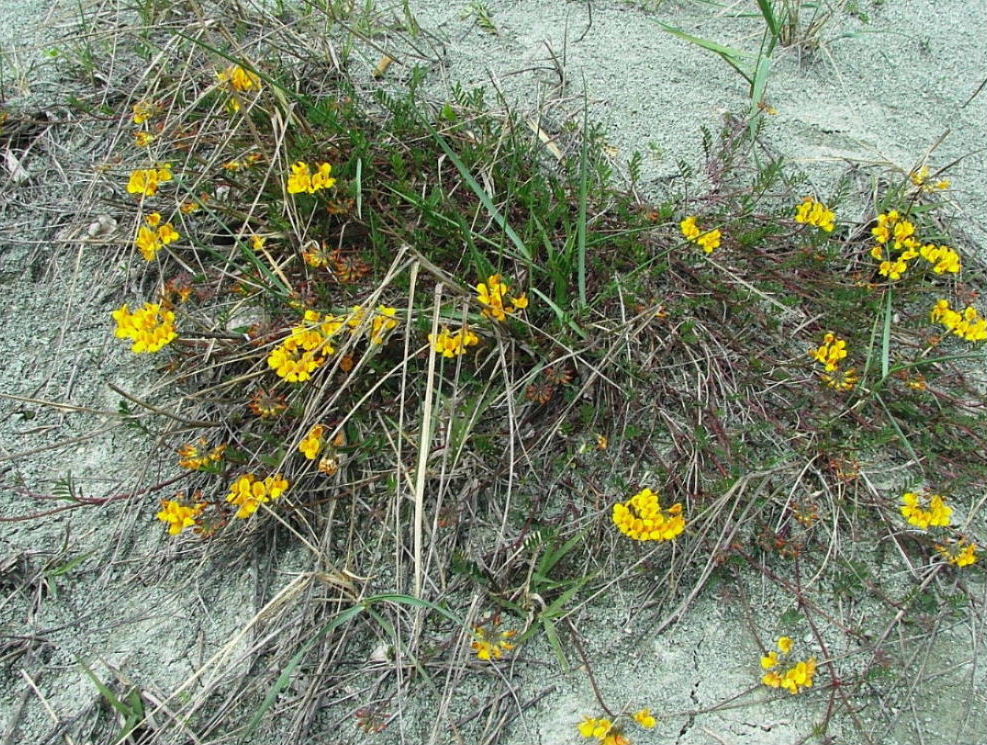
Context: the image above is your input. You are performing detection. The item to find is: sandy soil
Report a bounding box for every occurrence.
[1,1,985,744]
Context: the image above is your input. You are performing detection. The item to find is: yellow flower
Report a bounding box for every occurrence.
[680,215,722,253]
[870,210,925,281]
[931,299,987,342]
[910,166,951,192]
[475,275,528,321]
[612,487,686,541]
[286,161,336,195]
[760,637,816,694]
[157,222,180,245]
[780,658,817,694]
[302,244,331,267]
[345,304,367,331]
[429,326,480,357]
[135,225,161,261]
[919,244,961,274]
[879,258,908,280]
[250,234,266,251]
[760,651,780,670]
[936,539,979,567]
[633,709,657,729]
[112,302,178,353]
[156,498,204,536]
[219,64,262,92]
[369,306,399,344]
[268,338,325,382]
[820,367,858,392]
[871,211,912,246]
[299,424,326,460]
[132,100,155,124]
[267,311,345,381]
[809,333,848,372]
[177,438,227,470]
[900,491,953,529]
[794,197,836,232]
[133,213,180,261]
[126,164,173,197]
[471,619,517,661]
[226,473,289,519]
[578,717,614,740]
[134,130,155,147]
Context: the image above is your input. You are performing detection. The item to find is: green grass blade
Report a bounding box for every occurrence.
[77,658,143,744]
[245,604,366,736]
[529,287,587,338]
[881,287,893,379]
[755,0,781,40]
[576,102,589,309]
[355,157,363,219]
[751,54,772,106]
[536,528,588,578]
[541,617,569,670]
[77,658,127,717]
[245,593,463,736]
[238,240,291,296]
[421,117,532,265]
[874,392,920,465]
[363,592,465,626]
[656,22,753,85]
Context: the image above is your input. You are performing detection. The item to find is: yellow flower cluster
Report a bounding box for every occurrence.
[299,424,326,460]
[900,491,952,529]
[919,243,962,274]
[632,710,656,729]
[931,300,987,342]
[135,212,180,261]
[219,64,261,92]
[268,309,343,382]
[680,215,721,253]
[112,302,178,353]
[794,197,836,232]
[476,275,528,322]
[819,368,859,392]
[910,166,950,193]
[227,473,289,519]
[578,718,628,745]
[612,488,686,542]
[134,131,155,147]
[268,305,399,382]
[287,161,336,195]
[869,210,962,280]
[808,332,857,391]
[936,538,979,567]
[132,100,156,124]
[429,325,480,357]
[761,636,817,694]
[471,622,517,661]
[218,64,262,112]
[809,332,847,372]
[127,164,173,198]
[344,304,401,344]
[578,708,655,745]
[177,438,227,470]
[350,305,400,344]
[156,498,204,536]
